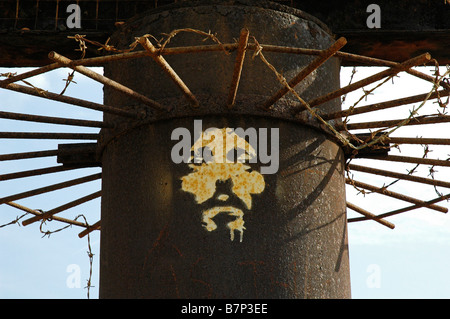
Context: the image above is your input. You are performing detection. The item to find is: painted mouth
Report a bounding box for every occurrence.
[201,206,245,242]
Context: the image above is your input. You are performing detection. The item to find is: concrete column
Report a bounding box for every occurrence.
[99,0,350,299]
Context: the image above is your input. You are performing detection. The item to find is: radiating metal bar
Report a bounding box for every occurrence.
[0,147,94,162]
[386,137,450,145]
[0,149,58,161]
[304,53,432,110]
[359,154,450,167]
[348,163,450,189]
[346,201,395,229]
[346,178,448,213]
[48,51,166,111]
[0,62,61,86]
[5,201,88,228]
[0,132,99,140]
[227,28,250,109]
[262,37,347,110]
[137,37,199,108]
[78,220,101,238]
[160,43,238,55]
[22,190,102,226]
[3,83,142,119]
[323,89,450,120]
[0,173,101,205]
[339,115,450,130]
[0,165,83,181]
[67,51,149,66]
[0,110,113,128]
[348,193,450,223]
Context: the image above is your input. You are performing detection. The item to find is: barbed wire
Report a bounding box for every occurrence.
[0,210,95,299]
[3,27,448,203]
[1,27,450,298]
[0,212,27,229]
[59,28,450,202]
[341,66,357,104]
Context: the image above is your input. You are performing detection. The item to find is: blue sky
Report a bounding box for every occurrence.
[0,67,102,299]
[1,65,449,299]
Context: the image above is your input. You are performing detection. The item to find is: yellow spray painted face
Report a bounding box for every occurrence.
[180,128,266,242]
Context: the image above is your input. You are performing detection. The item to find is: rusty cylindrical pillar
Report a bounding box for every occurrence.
[99,0,350,298]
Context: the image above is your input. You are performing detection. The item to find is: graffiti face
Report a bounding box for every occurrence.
[181,128,266,242]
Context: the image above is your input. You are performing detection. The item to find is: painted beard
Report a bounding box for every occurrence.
[201,206,245,242]
[181,162,265,242]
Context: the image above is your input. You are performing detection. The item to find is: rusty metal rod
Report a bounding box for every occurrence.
[0,173,101,205]
[346,178,448,213]
[0,147,89,161]
[138,37,199,108]
[346,201,395,229]
[0,132,99,140]
[6,201,89,228]
[304,53,432,110]
[248,44,333,56]
[0,110,113,128]
[349,163,450,189]
[386,137,450,145]
[359,154,450,168]
[348,193,450,223]
[0,62,61,86]
[227,28,250,109]
[4,83,142,119]
[323,89,450,120]
[338,115,450,130]
[262,37,347,110]
[78,220,101,238]
[48,51,166,112]
[0,149,58,161]
[0,165,83,181]
[67,51,149,66]
[65,44,239,67]
[160,43,238,55]
[22,190,102,226]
